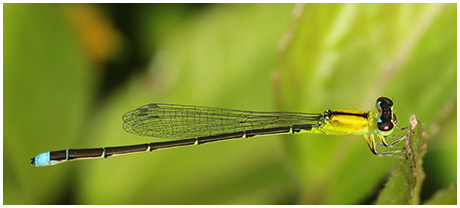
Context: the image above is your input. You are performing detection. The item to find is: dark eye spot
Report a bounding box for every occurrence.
[376,97,394,112]
[378,121,394,131]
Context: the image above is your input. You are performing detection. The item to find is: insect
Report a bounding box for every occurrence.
[31,97,407,167]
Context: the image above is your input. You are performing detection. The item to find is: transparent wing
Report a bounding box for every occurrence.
[122,103,322,140]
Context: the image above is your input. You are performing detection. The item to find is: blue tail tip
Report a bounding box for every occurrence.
[30,152,51,167]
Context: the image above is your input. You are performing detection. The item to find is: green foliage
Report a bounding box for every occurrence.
[4,3,456,205]
[424,185,457,205]
[276,3,456,204]
[376,115,425,204]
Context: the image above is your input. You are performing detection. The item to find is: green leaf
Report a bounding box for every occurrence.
[376,115,426,204]
[4,4,96,204]
[423,185,457,205]
[276,3,455,204]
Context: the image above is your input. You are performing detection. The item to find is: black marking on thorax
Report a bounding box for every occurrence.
[329,110,369,119]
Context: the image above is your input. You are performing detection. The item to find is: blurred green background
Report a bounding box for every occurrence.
[4,3,456,205]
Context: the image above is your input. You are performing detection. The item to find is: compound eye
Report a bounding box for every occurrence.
[377,97,393,106]
[376,97,393,112]
[377,121,394,132]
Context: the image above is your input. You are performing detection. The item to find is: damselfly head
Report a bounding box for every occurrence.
[375,97,397,135]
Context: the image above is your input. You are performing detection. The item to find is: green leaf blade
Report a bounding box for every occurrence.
[376,115,426,204]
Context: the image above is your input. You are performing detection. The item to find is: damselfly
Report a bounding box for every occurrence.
[31,97,407,167]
